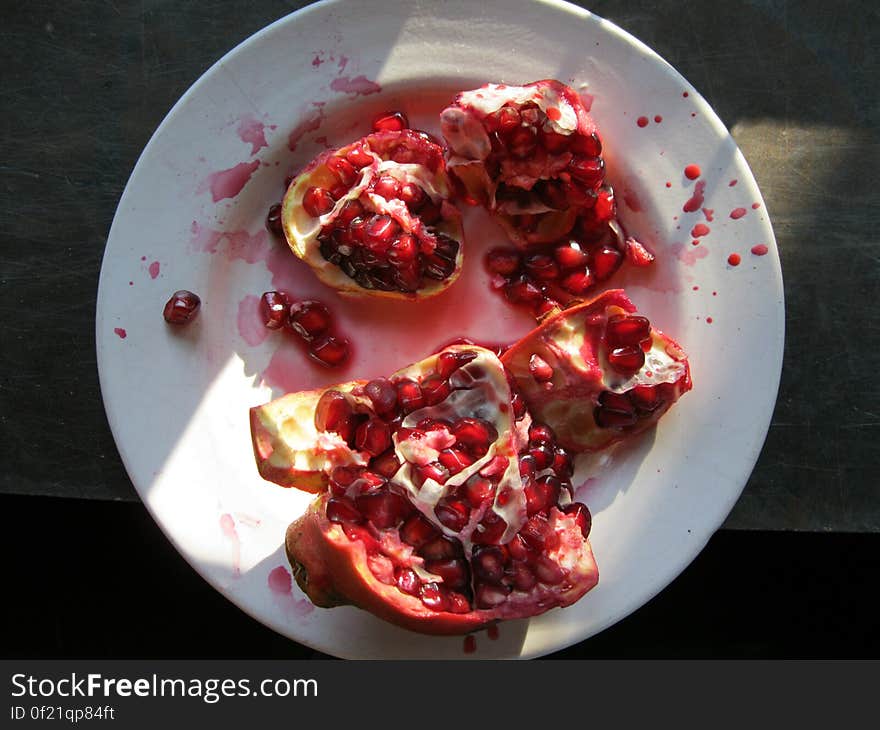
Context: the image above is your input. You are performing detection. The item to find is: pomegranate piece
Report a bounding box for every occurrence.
[163,290,201,325]
[252,344,600,635]
[281,129,464,300]
[502,289,692,452]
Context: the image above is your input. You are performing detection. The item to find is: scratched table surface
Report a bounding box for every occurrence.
[1,0,877,532]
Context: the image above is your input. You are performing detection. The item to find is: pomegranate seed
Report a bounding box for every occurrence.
[594,405,637,428]
[507,126,538,158]
[302,186,335,217]
[363,214,399,250]
[507,534,532,561]
[259,291,289,329]
[326,155,358,186]
[420,536,461,561]
[525,254,560,282]
[475,583,510,609]
[288,300,332,340]
[592,245,623,281]
[388,233,418,266]
[346,146,374,169]
[309,334,350,368]
[472,513,507,544]
[399,182,426,210]
[554,242,590,269]
[447,592,471,613]
[371,449,401,479]
[552,447,574,478]
[486,247,521,276]
[594,187,616,221]
[607,345,646,373]
[529,423,556,446]
[496,105,521,132]
[351,470,386,496]
[419,582,449,612]
[529,444,555,470]
[630,384,660,412]
[342,523,380,551]
[265,203,283,236]
[364,377,398,416]
[505,276,544,305]
[511,392,527,419]
[535,555,566,585]
[509,563,538,592]
[314,390,354,436]
[396,567,421,596]
[473,545,508,584]
[355,418,391,456]
[563,502,592,538]
[520,514,549,551]
[329,465,360,495]
[337,198,365,225]
[452,418,498,454]
[537,180,569,209]
[519,454,537,478]
[571,131,602,157]
[419,199,442,225]
[372,175,400,201]
[435,498,469,532]
[425,559,468,590]
[606,315,652,348]
[372,110,409,133]
[421,375,451,406]
[568,155,605,187]
[438,448,474,475]
[326,497,363,524]
[525,476,561,515]
[561,269,595,296]
[400,514,439,548]
[540,129,571,153]
[356,490,412,529]
[529,353,554,382]
[163,290,201,325]
[463,476,494,508]
[395,378,424,412]
[599,390,634,413]
[437,350,477,379]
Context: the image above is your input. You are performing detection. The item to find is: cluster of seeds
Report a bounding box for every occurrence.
[259,290,349,368]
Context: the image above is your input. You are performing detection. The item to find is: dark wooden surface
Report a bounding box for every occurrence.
[1,0,878,532]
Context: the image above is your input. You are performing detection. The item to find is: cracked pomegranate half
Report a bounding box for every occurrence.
[281,129,464,299]
[440,79,615,248]
[502,290,692,453]
[250,345,598,635]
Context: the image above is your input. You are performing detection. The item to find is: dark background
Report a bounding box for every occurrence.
[1,0,878,658]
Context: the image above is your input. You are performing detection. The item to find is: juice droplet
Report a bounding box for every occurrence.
[730,207,747,220]
[637,116,649,128]
[684,164,701,180]
[727,253,741,266]
[706,316,714,323]
[751,244,769,256]
[463,635,477,654]
[654,115,663,123]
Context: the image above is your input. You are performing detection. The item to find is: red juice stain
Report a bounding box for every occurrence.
[706,316,714,324]
[238,295,270,347]
[219,513,241,577]
[729,179,738,187]
[691,223,710,238]
[636,116,649,128]
[190,222,271,264]
[690,112,697,118]
[702,207,714,222]
[654,114,663,123]
[692,285,699,290]
[546,106,561,121]
[337,55,349,72]
[487,624,500,640]
[713,291,717,296]
[463,635,477,654]
[751,244,769,256]
[752,202,761,209]
[288,104,325,152]
[140,255,147,261]
[128,281,133,286]
[237,115,270,155]
[672,242,709,266]
[148,261,160,279]
[622,186,642,212]
[579,91,594,111]
[730,207,747,220]
[114,327,127,339]
[311,54,324,67]
[691,240,700,246]
[727,253,742,266]
[683,180,706,213]
[268,566,293,595]
[684,164,701,180]
[665,181,672,188]
[682,91,689,97]
[330,75,382,96]
[200,161,261,202]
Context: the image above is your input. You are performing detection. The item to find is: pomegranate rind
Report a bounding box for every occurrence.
[282,130,465,300]
[501,290,692,452]
[249,381,370,491]
[286,495,598,636]
[441,80,600,246]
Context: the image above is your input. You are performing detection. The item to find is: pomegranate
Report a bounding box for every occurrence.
[163,290,201,324]
[501,289,692,452]
[281,129,465,299]
[250,345,598,635]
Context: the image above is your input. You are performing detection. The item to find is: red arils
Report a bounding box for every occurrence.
[309,334,351,368]
[302,186,336,218]
[435,498,470,532]
[563,502,592,539]
[475,583,510,609]
[345,146,374,169]
[486,248,521,276]
[355,418,392,456]
[266,203,283,236]
[528,423,556,446]
[424,559,468,591]
[395,378,425,412]
[554,242,590,269]
[473,545,508,584]
[396,567,421,595]
[607,345,646,374]
[355,490,412,529]
[314,390,354,435]
[568,155,605,188]
[399,182,426,210]
[630,384,660,412]
[529,354,554,382]
[363,214,399,249]
[451,418,498,454]
[420,535,460,560]
[400,513,440,548]
[591,245,623,281]
[288,300,332,340]
[364,377,399,416]
[421,375,451,406]
[419,582,450,611]
[326,156,358,187]
[326,497,363,524]
[163,290,201,325]
[259,291,290,329]
[560,269,595,296]
[525,254,560,282]
[438,448,474,475]
[606,314,651,348]
[525,476,561,515]
[372,110,409,133]
[372,175,401,201]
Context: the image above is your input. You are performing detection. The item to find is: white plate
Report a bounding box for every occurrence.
[96,0,783,659]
